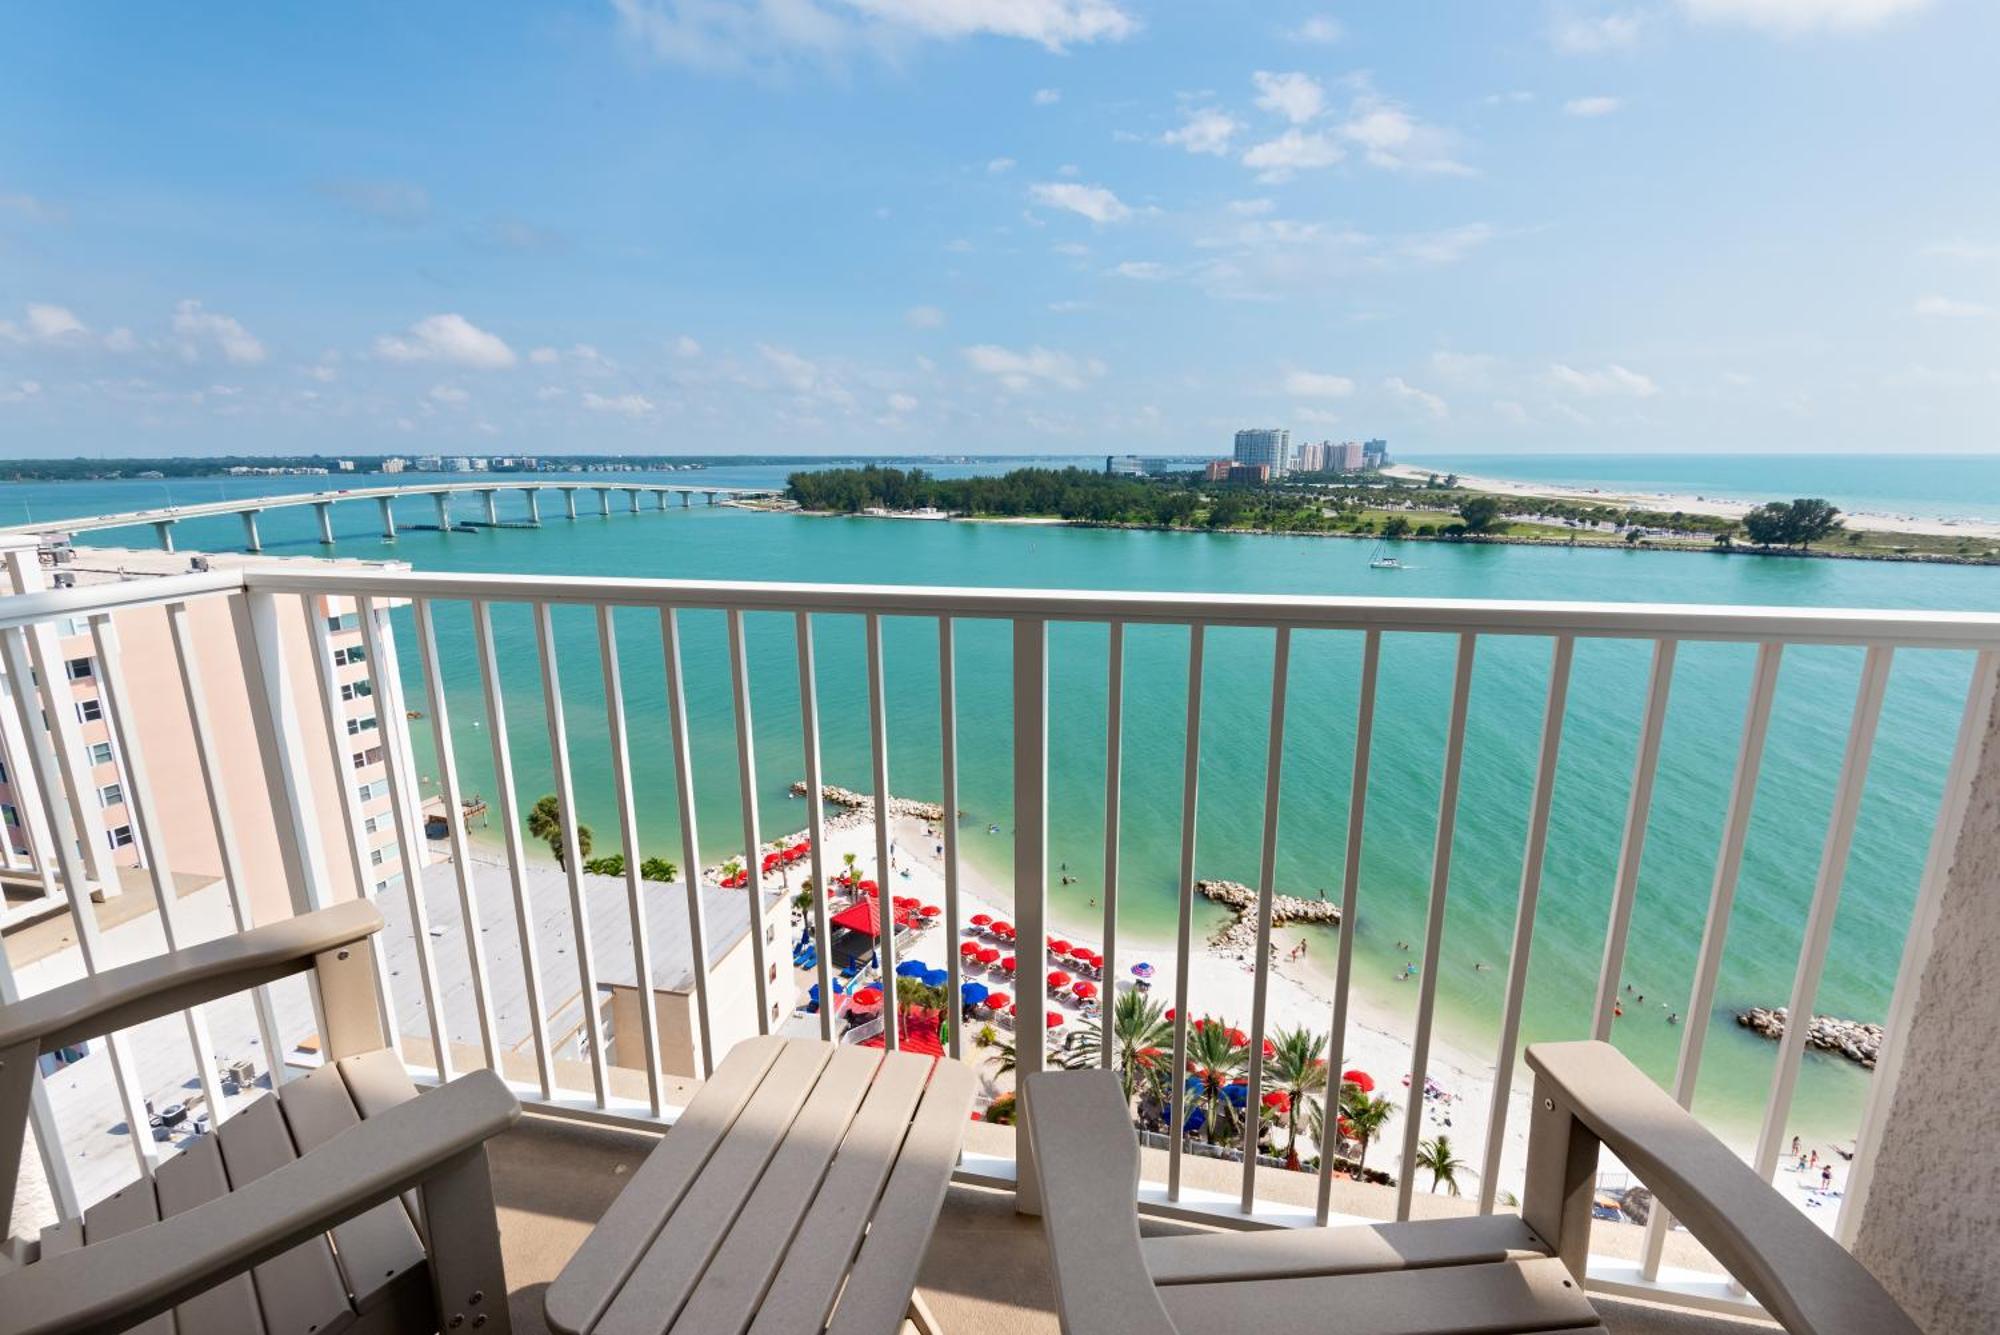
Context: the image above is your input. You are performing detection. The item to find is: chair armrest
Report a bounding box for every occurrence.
[0,899,382,1054]
[0,1068,519,1335]
[1525,1040,1917,1335]
[1020,1070,1178,1335]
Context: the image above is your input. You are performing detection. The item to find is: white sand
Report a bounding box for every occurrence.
[1383,463,2000,541]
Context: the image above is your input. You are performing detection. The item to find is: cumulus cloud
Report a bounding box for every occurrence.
[1385,376,1449,418]
[173,300,267,365]
[673,334,703,357]
[429,383,470,405]
[582,390,658,417]
[887,391,920,414]
[1289,15,1342,43]
[1678,0,1929,33]
[1912,294,1990,318]
[0,379,41,404]
[1028,181,1132,223]
[962,343,1105,391]
[1162,107,1242,155]
[0,304,91,345]
[1548,362,1661,396]
[1552,10,1645,52]
[1339,91,1471,175]
[1252,71,1325,124]
[1033,87,1063,105]
[1241,129,1346,182]
[987,156,1017,174]
[1397,223,1495,265]
[1284,369,1355,398]
[905,305,947,328]
[374,313,517,369]
[1109,260,1172,279]
[1564,95,1623,116]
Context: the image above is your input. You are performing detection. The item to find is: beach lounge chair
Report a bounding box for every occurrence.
[1022,1039,1920,1335]
[0,900,520,1335]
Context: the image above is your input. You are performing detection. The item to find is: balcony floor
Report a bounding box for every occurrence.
[490,1114,1777,1335]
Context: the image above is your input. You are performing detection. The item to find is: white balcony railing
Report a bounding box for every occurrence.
[2,556,1996,1320]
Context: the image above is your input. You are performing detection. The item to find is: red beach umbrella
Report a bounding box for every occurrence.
[1046,1013,1065,1028]
[1001,955,1017,973]
[971,913,993,928]
[992,921,1014,938]
[1342,1069,1375,1092]
[960,941,982,956]
[1048,938,1071,955]
[977,947,1000,965]
[921,904,941,917]
[1072,980,1098,999]
[985,991,1011,1010]
[1047,970,1072,989]
[1164,1007,1177,1021]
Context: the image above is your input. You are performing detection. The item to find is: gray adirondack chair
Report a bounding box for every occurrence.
[0,899,520,1335]
[1022,1040,1921,1335]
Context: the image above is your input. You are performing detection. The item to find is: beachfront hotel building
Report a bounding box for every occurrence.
[1232,427,1292,477]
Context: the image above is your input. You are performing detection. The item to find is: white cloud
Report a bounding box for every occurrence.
[0,379,41,404]
[1552,10,1645,52]
[673,334,703,357]
[962,344,1105,391]
[1252,71,1325,124]
[1339,91,1471,175]
[1163,107,1242,155]
[581,390,658,417]
[1385,376,1449,418]
[373,313,516,369]
[1047,299,1092,312]
[1289,15,1342,43]
[1923,239,2000,261]
[906,304,947,328]
[759,344,856,408]
[887,391,920,414]
[1430,351,1502,386]
[1284,369,1355,398]
[529,346,561,364]
[1548,361,1660,396]
[1564,95,1623,116]
[1109,260,1172,279]
[536,385,567,401]
[23,304,89,343]
[1028,181,1132,223]
[1241,128,1345,182]
[1678,0,1929,34]
[101,327,138,353]
[1912,294,1990,318]
[173,300,267,365]
[1033,88,1063,105]
[1228,198,1277,217]
[1493,399,1531,425]
[987,156,1017,174]
[1398,223,1495,265]
[429,383,470,405]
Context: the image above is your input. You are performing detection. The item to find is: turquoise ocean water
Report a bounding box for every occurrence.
[19,461,1999,1153]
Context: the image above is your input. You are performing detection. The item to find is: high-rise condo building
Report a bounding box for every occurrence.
[1232,428,1291,477]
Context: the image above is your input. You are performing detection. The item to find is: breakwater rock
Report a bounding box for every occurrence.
[788,781,948,825]
[1198,879,1342,955]
[1735,1006,1883,1070]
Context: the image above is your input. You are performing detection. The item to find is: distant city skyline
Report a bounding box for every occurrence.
[2,2,1996,458]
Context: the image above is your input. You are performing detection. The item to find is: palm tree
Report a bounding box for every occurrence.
[527,793,591,869]
[985,1033,1088,1082]
[1416,1134,1471,1196]
[1263,1026,1329,1170]
[1338,1089,1396,1175]
[1183,1018,1245,1145]
[1072,989,1174,1105]
[840,850,859,892]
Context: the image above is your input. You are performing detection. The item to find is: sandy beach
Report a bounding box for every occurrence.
[1383,462,2000,541]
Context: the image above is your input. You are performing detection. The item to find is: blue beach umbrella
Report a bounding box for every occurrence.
[960,981,990,1006]
[922,969,949,989]
[895,960,927,978]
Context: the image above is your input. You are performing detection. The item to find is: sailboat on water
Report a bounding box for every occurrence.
[1368,540,1403,570]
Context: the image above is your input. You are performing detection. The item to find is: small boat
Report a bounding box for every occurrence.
[1368,540,1403,570]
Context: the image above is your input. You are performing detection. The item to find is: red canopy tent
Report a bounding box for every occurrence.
[829,899,916,939]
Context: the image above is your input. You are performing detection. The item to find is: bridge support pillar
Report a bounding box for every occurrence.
[597,487,611,516]
[434,491,453,532]
[680,490,691,508]
[481,489,499,527]
[153,521,175,553]
[313,501,335,545]
[240,509,263,552]
[525,489,541,525]
[627,488,641,514]
[562,487,578,520]
[655,489,669,511]
[706,490,718,506]
[378,496,397,539]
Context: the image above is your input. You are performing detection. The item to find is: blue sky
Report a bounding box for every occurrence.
[2,0,1996,457]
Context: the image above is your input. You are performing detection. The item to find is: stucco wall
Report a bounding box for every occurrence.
[1853,673,2000,1333]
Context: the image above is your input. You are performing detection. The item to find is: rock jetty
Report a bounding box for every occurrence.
[1197,879,1342,955]
[787,781,948,827]
[1735,1006,1883,1070]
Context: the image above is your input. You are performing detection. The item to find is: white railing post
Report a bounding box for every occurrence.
[1591,638,1678,1039]
[660,607,715,1079]
[1012,615,1049,1216]
[1166,624,1205,1204]
[1239,627,1293,1213]
[233,591,337,917]
[864,614,897,1053]
[939,617,964,1061]
[1098,621,1125,1072]
[726,609,773,1037]
[794,614,836,1043]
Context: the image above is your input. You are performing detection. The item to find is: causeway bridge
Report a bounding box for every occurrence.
[0,479,779,552]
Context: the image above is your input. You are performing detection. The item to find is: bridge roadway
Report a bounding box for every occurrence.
[0,479,778,552]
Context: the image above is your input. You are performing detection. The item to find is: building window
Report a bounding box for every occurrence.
[332,645,367,668]
[106,824,134,850]
[75,699,103,723]
[0,760,7,783]
[357,780,384,803]
[369,846,388,868]
[345,715,379,736]
[97,783,123,809]
[340,681,374,702]
[2,804,17,828]
[374,873,403,894]
[65,657,94,681]
[364,814,383,835]
[88,742,113,766]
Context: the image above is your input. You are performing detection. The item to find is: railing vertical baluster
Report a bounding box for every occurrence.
[166,600,286,1080]
[414,597,504,1076]
[1477,634,1574,1213]
[661,607,715,1079]
[1317,629,1380,1226]
[536,601,611,1105]
[1641,641,1783,1275]
[599,606,666,1114]
[0,652,62,905]
[1099,621,1125,1072]
[1166,624,1205,1204]
[0,948,80,1221]
[0,624,155,1183]
[88,613,228,1123]
[864,613,898,1052]
[1012,615,1050,1215]
[473,600,556,1100]
[1840,648,1999,1245]
[939,617,964,1061]
[233,591,336,915]
[3,551,108,893]
[1396,632,1477,1222]
[794,613,836,1043]
[726,609,773,1037]
[357,596,454,1082]
[1240,627,1293,1213]
[1591,638,1678,1038]
[1751,645,1893,1184]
